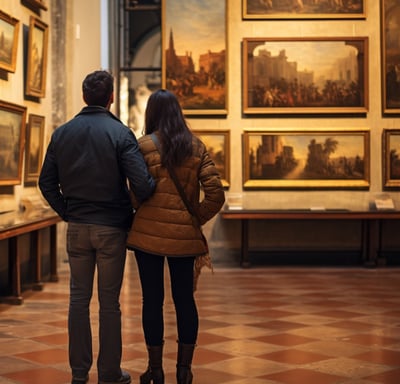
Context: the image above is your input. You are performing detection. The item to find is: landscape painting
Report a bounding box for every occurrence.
[243,0,366,19]
[243,130,370,189]
[163,0,227,114]
[383,129,400,189]
[0,101,27,186]
[0,10,19,73]
[243,37,368,115]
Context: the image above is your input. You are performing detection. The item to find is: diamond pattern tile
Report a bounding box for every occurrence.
[1,257,400,383]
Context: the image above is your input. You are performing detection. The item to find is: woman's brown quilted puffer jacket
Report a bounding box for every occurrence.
[126,132,225,257]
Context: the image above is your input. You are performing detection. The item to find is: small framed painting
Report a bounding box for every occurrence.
[0,100,27,186]
[24,114,45,183]
[0,10,19,73]
[25,16,49,98]
[382,129,400,189]
[193,129,230,188]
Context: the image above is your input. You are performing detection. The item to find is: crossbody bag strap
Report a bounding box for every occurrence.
[150,133,198,220]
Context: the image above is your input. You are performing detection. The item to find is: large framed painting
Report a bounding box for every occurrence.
[0,101,27,186]
[193,129,230,188]
[162,0,227,115]
[381,0,400,115]
[382,129,400,189]
[24,114,45,183]
[243,0,366,20]
[0,10,19,73]
[25,16,49,98]
[243,37,369,115]
[243,130,370,190]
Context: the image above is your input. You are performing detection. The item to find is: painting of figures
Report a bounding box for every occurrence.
[381,0,400,114]
[26,16,48,98]
[163,0,227,114]
[243,37,368,114]
[243,0,365,19]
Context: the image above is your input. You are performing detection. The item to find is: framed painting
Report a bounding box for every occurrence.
[242,129,370,189]
[382,129,400,189]
[25,16,49,98]
[193,129,230,188]
[243,0,366,20]
[24,114,45,183]
[162,0,227,115]
[21,0,48,12]
[243,37,369,115]
[0,10,19,73]
[0,101,27,186]
[381,0,400,115]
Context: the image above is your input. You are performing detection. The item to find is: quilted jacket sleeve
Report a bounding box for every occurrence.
[195,142,226,225]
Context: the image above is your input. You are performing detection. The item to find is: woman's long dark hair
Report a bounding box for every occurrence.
[144,89,193,168]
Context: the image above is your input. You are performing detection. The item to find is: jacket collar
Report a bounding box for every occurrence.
[76,105,122,123]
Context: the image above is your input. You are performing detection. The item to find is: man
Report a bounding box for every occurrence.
[39,70,155,384]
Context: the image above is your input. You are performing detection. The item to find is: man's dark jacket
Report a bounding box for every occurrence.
[39,106,155,229]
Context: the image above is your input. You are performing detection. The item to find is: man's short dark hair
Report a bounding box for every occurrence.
[82,70,114,107]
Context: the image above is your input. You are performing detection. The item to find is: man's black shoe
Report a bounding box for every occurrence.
[98,370,131,384]
[71,374,89,384]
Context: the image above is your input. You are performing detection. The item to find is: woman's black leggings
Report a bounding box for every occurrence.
[134,249,198,346]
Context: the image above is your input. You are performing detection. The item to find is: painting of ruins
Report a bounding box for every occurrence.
[243,130,370,189]
[381,0,400,114]
[383,129,400,189]
[243,37,368,115]
[193,130,230,187]
[163,0,227,114]
[0,101,27,186]
[243,0,365,20]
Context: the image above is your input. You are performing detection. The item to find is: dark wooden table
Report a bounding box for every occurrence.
[0,209,61,304]
[220,208,400,267]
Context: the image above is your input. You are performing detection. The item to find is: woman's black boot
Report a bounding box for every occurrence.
[176,342,195,384]
[140,344,164,384]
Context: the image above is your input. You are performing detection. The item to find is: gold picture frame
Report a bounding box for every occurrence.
[0,100,27,186]
[24,114,45,184]
[21,0,48,12]
[382,129,400,189]
[192,129,230,188]
[25,16,49,98]
[381,0,400,115]
[243,0,366,20]
[243,37,369,115]
[0,10,20,73]
[243,129,370,190]
[162,0,227,115]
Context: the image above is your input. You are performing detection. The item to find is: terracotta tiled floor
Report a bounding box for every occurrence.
[1,254,400,383]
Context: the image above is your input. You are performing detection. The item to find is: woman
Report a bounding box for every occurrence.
[127,89,225,384]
